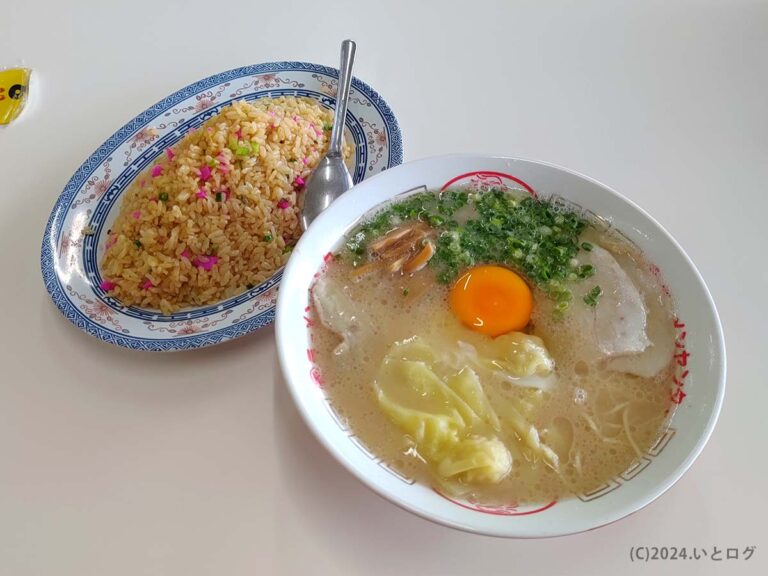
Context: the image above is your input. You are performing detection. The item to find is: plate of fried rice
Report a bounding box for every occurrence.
[41,62,402,351]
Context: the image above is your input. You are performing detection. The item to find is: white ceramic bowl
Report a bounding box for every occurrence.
[275,155,726,537]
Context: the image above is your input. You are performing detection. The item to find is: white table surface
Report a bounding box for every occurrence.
[1,1,766,574]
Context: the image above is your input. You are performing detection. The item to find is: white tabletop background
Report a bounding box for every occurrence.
[1,1,766,574]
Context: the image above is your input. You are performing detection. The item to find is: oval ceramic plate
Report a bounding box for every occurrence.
[41,62,402,351]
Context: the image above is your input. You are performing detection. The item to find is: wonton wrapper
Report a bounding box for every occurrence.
[436,436,512,485]
[375,340,509,486]
[459,332,557,390]
[446,367,501,431]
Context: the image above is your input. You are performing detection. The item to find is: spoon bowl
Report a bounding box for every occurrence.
[301,40,357,230]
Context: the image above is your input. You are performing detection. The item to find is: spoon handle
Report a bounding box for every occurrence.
[328,39,356,156]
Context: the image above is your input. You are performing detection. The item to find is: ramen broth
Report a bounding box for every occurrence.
[309,189,677,504]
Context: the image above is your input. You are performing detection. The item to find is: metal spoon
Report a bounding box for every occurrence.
[300,39,357,230]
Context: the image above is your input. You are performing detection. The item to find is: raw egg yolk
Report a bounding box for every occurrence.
[449,265,533,336]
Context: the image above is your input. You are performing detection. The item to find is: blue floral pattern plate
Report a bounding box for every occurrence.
[41,62,402,351]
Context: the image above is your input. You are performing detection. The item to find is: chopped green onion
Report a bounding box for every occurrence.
[215,192,223,202]
[236,143,251,156]
[134,239,142,249]
[555,290,573,302]
[577,264,595,279]
[206,158,219,168]
[584,285,603,307]
[263,233,273,242]
[402,288,409,296]
[581,242,593,252]
[344,188,593,308]
[283,246,293,254]
[227,137,238,151]
[322,122,333,131]
[428,214,446,227]
[251,141,260,155]
[158,192,169,201]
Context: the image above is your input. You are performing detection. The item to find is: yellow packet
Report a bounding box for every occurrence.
[0,68,32,125]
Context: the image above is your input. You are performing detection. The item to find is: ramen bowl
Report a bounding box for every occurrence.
[275,154,725,537]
